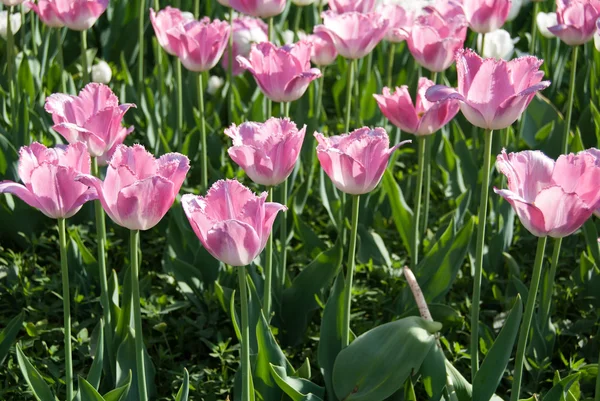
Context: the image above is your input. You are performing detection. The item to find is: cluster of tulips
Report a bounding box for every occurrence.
[2,0,600,399]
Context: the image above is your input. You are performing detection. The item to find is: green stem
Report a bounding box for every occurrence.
[354,59,361,126]
[198,73,208,189]
[176,59,183,149]
[480,33,486,58]
[30,8,37,56]
[411,137,426,269]
[293,5,302,40]
[137,0,145,94]
[344,59,355,133]
[342,195,360,347]
[81,30,89,84]
[91,159,115,383]
[57,29,66,93]
[315,69,325,121]
[279,177,288,288]
[194,0,200,18]
[263,188,274,319]
[470,128,494,380]
[6,7,16,127]
[386,43,396,89]
[130,229,148,401]
[540,237,561,330]
[228,8,235,124]
[154,0,165,147]
[422,136,432,236]
[562,46,578,154]
[530,2,540,56]
[58,218,73,401]
[238,266,252,401]
[510,236,547,401]
[266,17,274,118]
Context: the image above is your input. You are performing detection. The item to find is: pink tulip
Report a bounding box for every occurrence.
[494,149,600,237]
[374,78,460,136]
[150,7,194,56]
[229,0,286,18]
[181,180,287,266]
[548,0,600,46]
[237,40,322,103]
[316,11,389,59]
[315,127,410,195]
[27,0,108,30]
[402,3,467,72]
[26,0,63,27]
[306,30,338,65]
[462,0,511,33]
[76,145,190,231]
[221,16,268,76]
[0,142,96,219]
[328,0,376,13]
[166,17,231,72]
[426,48,550,130]
[225,118,306,186]
[377,4,415,43]
[45,83,135,159]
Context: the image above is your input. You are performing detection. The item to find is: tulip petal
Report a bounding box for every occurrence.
[115,176,175,230]
[424,85,465,103]
[373,86,420,134]
[535,185,591,237]
[205,220,261,266]
[553,152,600,207]
[492,81,551,129]
[494,187,548,237]
[283,68,322,103]
[76,173,120,225]
[496,149,554,201]
[0,181,43,213]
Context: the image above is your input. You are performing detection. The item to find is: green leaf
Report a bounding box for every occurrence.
[332,317,441,401]
[103,371,132,401]
[445,360,503,401]
[269,364,325,401]
[382,170,413,259]
[87,320,104,389]
[419,345,447,401]
[16,344,56,401]
[280,240,343,345]
[0,311,24,366]
[79,377,106,401]
[18,55,35,105]
[317,273,345,401]
[542,373,581,401]
[69,228,97,265]
[473,295,523,401]
[175,369,189,401]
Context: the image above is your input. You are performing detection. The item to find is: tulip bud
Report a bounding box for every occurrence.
[207,75,225,95]
[477,29,516,60]
[282,29,295,45]
[0,11,21,39]
[507,0,522,21]
[91,60,112,84]
[536,12,557,39]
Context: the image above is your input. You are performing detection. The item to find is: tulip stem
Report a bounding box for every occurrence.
[176,59,183,148]
[194,0,200,18]
[6,7,16,129]
[411,137,426,269]
[279,177,288,288]
[539,237,561,331]
[130,229,149,401]
[228,7,235,124]
[316,68,325,121]
[470,128,494,380]
[57,218,73,401]
[510,236,547,401]
[596,348,600,401]
[197,72,208,189]
[529,2,540,56]
[81,30,89,84]
[56,29,67,93]
[154,0,166,146]
[293,5,302,41]
[386,43,396,89]
[263,188,274,319]
[91,158,115,383]
[344,59,355,133]
[266,17,274,119]
[422,136,432,236]
[137,0,145,95]
[238,266,253,401]
[342,195,360,347]
[562,46,578,154]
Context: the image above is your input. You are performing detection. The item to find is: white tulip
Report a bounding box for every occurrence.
[282,29,295,45]
[1,0,26,6]
[207,76,225,95]
[595,29,600,52]
[478,29,517,60]
[0,11,21,39]
[507,0,522,21]
[536,12,557,39]
[91,60,113,84]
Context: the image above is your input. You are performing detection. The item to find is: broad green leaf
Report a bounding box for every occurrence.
[175,369,189,401]
[382,170,413,258]
[0,311,24,366]
[68,228,97,265]
[332,317,441,401]
[18,55,35,105]
[16,344,56,401]
[269,364,325,401]
[87,320,104,389]
[445,360,503,401]
[79,377,105,401]
[473,295,523,401]
[419,345,446,401]
[295,358,311,380]
[542,373,581,401]
[103,371,132,401]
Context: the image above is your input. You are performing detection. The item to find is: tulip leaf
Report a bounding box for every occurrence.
[332,317,441,401]
[445,360,504,401]
[280,240,343,345]
[79,376,106,401]
[103,371,132,401]
[472,295,523,401]
[15,344,56,401]
[87,319,104,390]
[0,311,24,366]
[382,169,413,259]
[419,344,447,401]
[542,372,581,401]
[174,369,189,401]
[269,363,325,401]
[317,273,345,401]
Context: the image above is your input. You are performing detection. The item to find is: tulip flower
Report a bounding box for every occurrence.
[426,48,550,130]
[27,0,108,30]
[207,75,225,95]
[548,0,600,46]
[45,83,135,159]
[328,0,376,13]
[315,127,410,195]
[91,60,112,84]
[237,40,322,103]
[229,0,286,18]
[221,16,268,76]
[402,3,467,72]
[166,17,231,72]
[0,10,21,37]
[378,4,415,43]
[462,0,511,33]
[0,142,97,219]
[150,6,194,56]
[595,19,600,50]
[1,0,25,5]
[477,28,517,60]
[507,0,522,21]
[316,11,389,59]
[374,78,460,136]
[306,30,338,65]
[537,11,558,38]
[76,144,190,231]
[225,118,306,186]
